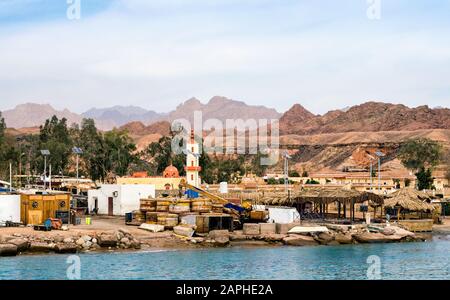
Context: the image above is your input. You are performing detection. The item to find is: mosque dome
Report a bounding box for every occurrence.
[163,164,180,178]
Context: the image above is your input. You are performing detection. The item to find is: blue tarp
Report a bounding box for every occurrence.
[224,203,246,213]
[185,189,199,199]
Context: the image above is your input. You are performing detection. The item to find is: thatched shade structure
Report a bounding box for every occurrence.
[256,187,383,206]
[255,187,383,222]
[291,187,383,205]
[384,188,435,212]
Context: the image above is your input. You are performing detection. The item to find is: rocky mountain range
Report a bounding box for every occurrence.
[279,102,450,135]
[1,96,281,130]
[82,106,163,130]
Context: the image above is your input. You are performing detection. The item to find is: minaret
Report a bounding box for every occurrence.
[185,130,202,187]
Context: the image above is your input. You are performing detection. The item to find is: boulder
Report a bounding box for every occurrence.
[119,228,131,236]
[0,244,18,256]
[98,234,118,247]
[83,241,93,249]
[120,237,130,244]
[259,223,277,234]
[282,235,319,246]
[243,224,260,235]
[0,235,14,243]
[92,238,98,244]
[382,227,396,236]
[7,238,29,252]
[76,238,85,246]
[130,239,141,249]
[190,237,205,244]
[335,233,353,244]
[208,230,230,239]
[389,226,415,238]
[53,235,64,243]
[29,242,54,252]
[55,243,77,254]
[63,238,74,244]
[325,224,350,233]
[214,236,230,247]
[263,234,286,243]
[174,226,195,238]
[81,235,92,242]
[229,232,247,241]
[314,232,335,245]
[353,232,403,243]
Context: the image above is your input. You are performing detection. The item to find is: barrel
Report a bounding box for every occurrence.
[157,213,178,227]
[140,199,157,212]
[145,212,158,224]
[165,216,179,228]
[132,210,146,223]
[169,199,191,214]
[156,199,171,212]
[191,199,212,213]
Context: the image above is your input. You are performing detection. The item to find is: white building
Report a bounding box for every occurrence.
[0,194,21,224]
[87,184,155,216]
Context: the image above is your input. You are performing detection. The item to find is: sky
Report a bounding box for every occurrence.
[0,0,449,115]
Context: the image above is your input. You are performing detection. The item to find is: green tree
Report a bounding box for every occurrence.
[398,138,442,170]
[289,170,300,177]
[38,115,73,175]
[415,168,435,190]
[398,138,442,190]
[78,119,106,181]
[143,135,185,176]
[306,178,320,184]
[103,129,137,177]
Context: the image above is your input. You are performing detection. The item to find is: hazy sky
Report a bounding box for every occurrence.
[0,0,449,114]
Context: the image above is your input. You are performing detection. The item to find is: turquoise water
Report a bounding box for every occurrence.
[1,236,450,280]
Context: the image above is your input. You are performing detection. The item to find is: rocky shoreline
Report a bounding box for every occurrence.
[0,222,428,257]
[0,229,142,256]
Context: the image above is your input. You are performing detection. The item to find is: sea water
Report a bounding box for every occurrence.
[1,236,450,280]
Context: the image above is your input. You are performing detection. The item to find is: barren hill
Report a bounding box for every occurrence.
[166,96,281,124]
[2,103,82,129]
[280,102,450,135]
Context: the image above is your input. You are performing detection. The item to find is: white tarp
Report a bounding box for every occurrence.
[0,194,21,224]
[288,226,329,234]
[267,207,301,224]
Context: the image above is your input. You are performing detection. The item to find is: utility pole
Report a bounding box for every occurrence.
[367,153,376,191]
[9,162,12,193]
[283,151,292,195]
[44,155,47,190]
[375,151,385,193]
[40,150,50,190]
[72,147,83,182]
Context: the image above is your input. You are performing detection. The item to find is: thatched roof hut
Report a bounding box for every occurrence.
[257,187,384,206]
[384,188,435,212]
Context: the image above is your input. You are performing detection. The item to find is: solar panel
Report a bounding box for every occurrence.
[375,151,385,157]
[72,147,83,154]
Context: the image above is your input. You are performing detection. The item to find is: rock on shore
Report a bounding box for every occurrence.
[0,244,18,256]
